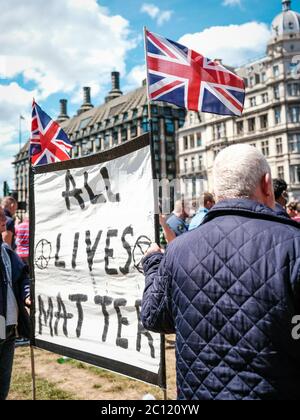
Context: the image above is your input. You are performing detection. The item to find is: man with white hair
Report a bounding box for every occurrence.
[141,144,300,400]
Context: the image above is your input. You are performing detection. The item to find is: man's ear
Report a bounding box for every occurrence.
[261,173,275,208]
[261,173,271,196]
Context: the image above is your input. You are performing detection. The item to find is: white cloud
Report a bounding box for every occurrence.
[0,83,33,187]
[223,0,241,6]
[0,0,137,188]
[179,22,271,67]
[0,0,137,99]
[124,65,146,92]
[141,3,173,26]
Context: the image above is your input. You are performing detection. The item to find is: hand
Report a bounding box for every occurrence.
[25,298,31,307]
[159,214,168,227]
[145,243,164,258]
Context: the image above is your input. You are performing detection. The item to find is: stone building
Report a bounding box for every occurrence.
[178,0,300,200]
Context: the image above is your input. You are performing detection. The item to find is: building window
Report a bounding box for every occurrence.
[121,128,128,142]
[151,105,158,115]
[288,134,300,153]
[190,135,195,149]
[112,129,119,145]
[191,157,195,173]
[276,137,283,155]
[249,76,254,88]
[261,72,267,83]
[288,106,300,123]
[288,83,300,96]
[290,165,300,184]
[250,143,256,148]
[248,118,256,132]
[184,159,188,173]
[164,107,172,116]
[278,166,285,180]
[274,84,280,100]
[260,114,268,129]
[250,97,256,107]
[215,123,226,139]
[261,140,269,156]
[197,133,202,147]
[262,93,268,104]
[274,107,281,125]
[130,124,137,138]
[104,132,110,149]
[273,65,280,78]
[237,121,244,136]
[165,118,174,135]
[183,136,188,150]
[95,137,102,150]
[198,155,203,171]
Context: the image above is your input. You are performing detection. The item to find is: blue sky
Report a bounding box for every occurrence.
[0,0,297,189]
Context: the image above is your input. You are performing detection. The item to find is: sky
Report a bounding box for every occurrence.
[0,0,297,190]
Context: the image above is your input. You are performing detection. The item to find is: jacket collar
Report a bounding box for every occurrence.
[203,198,300,229]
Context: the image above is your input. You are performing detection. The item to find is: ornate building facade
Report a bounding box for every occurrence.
[13,72,186,209]
[178,0,300,200]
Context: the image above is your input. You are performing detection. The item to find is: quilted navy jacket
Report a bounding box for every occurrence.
[141,199,300,400]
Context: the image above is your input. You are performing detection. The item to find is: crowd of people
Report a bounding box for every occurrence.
[160,179,299,243]
[1,144,300,400]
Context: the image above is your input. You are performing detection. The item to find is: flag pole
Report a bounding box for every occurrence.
[29,100,37,400]
[143,26,167,401]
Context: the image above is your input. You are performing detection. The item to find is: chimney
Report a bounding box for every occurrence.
[83,86,92,105]
[78,86,94,115]
[105,71,123,103]
[57,99,70,123]
[111,72,120,91]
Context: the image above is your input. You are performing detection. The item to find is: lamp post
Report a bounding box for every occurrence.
[19,115,25,151]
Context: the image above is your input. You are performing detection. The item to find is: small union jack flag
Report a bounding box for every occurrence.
[30,101,72,166]
[145,29,245,117]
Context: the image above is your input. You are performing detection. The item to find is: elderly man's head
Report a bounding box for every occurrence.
[213,144,275,209]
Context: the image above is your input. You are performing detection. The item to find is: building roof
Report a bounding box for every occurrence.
[13,85,149,164]
[60,85,148,136]
[272,0,300,37]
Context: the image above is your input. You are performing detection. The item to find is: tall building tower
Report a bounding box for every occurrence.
[178,0,300,200]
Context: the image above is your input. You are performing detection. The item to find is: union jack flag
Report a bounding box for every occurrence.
[145,30,245,116]
[30,101,72,166]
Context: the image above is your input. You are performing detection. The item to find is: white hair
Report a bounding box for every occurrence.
[213,144,271,201]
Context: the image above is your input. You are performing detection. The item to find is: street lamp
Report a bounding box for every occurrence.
[19,115,25,151]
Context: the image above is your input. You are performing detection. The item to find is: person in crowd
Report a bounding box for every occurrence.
[0,207,31,400]
[15,214,29,265]
[189,192,215,231]
[141,144,300,400]
[166,200,190,237]
[273,178,289,218]
[293,202,300,223]
[1,197,18,249]
[287,201,298,219]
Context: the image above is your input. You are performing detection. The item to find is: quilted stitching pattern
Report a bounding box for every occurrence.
[142,200,300,400]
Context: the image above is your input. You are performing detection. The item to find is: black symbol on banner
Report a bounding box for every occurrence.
[132,236,152,274]
[35,239,52,270]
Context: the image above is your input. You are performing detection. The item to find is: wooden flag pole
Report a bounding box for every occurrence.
[144,27,168,401]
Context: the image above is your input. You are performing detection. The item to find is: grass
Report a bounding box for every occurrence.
[10,372,77,400]
[9,343,177,400]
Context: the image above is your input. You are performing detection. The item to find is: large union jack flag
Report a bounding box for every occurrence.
[145,30,245,116]
[30,101,72,166]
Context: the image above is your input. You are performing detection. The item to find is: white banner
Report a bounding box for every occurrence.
[32,138,161,385]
